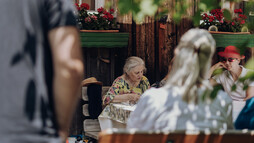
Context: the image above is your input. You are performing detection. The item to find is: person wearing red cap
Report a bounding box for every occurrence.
[208,46,254,121]
[209,45,254,101]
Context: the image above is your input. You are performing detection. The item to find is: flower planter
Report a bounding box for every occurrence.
[210,32,254,48]
[80,30,129,48]
[80,30,119,33]
[209,31,250,34]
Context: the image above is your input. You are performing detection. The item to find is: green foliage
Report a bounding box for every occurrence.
[223,9,232,21]
[245,58,254,70]
[231,84,236,91]
[210,84,223,100]
[193,10,202,27]
[200,0,219,11]
[212,68,224,77]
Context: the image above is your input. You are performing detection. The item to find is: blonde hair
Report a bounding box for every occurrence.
[165,28,216,103]
[123,56,146,75]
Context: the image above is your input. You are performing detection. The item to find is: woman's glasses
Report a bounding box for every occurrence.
[221,58,236,63]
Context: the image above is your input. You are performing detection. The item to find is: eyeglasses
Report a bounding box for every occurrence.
[221,58,236,63]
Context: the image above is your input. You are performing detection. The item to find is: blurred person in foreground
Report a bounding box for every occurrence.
[127,29,233,131]
[0,0,84,143]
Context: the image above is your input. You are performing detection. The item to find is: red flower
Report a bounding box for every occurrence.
[97,7,104,13]
[110,8,115,13]
[208,16,214,22]
[234,9,243,14]
[103,11,108,15]
[239,14,247,19]
[232,22,235,25]
[107,14,114,21]
[75,3,116,30]
[91,15,98,21]
[202,13,208,20]
[80,3,89,10]
[85,17,91,22]
[75,3,80,11]
[240,20,245,24]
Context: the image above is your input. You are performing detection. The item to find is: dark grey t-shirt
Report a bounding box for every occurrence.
[0,0,77,142]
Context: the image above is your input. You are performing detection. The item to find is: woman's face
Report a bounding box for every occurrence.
[221,57,240,71]
[127,65,144,83]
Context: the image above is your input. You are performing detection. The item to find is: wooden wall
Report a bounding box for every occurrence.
[115,17,194,84]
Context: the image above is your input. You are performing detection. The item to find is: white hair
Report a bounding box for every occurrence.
[164,28,216,103]
[123,56,146,74]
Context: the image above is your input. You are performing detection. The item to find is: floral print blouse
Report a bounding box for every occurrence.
[102,76,150,105]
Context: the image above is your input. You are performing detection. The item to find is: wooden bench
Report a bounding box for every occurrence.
[82,86,110,140]
[98,129,254,143]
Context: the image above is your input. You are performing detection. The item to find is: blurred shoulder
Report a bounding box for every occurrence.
[215,90,232,104]
[142,87,170,101]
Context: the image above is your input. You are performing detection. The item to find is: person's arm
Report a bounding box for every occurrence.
[112,94,139,103]
[208,62,225,79]
[245,86,254,100]
[208,62,225,86]
[48,26,84,138]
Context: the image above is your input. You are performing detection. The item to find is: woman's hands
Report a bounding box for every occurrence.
[212,62,226,71]
[128,93,140,102]
[112,93,140,103]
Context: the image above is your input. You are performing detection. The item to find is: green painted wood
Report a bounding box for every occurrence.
[80,32,129,48]
[211,34,254,48]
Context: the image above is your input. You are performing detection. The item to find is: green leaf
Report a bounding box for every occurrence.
[210,84,223,99]
[231,84,236,91]
[212,68,224,76]
[193,10,201,27]
[118,0,133,14]
[245,58,254,70]
[236,40,249,56]
[200,0,219,11]
[243,84,249,91]
[223,9,232,21]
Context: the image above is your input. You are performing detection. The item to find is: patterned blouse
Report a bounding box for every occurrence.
[102,76,150,105]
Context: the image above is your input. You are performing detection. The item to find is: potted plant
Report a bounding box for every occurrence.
[74,3,129,48]
[200,8,248,33]
[75,3,118,32]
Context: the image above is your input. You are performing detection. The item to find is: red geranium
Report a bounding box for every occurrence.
[200,8,248,32]
[75,3,117,30]
[80,3,89,10]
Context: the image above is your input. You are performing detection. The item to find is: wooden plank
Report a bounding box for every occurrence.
[82,87,88,101]
[83,119,101,132]
[98,130,254,143]
[83,104,89,116]
[102,86,110,96]
[85,131,100,140]
[82,86,110,101]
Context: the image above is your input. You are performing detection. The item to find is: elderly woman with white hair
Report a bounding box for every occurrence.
[127,29,233,131]
[102,56,150,106]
